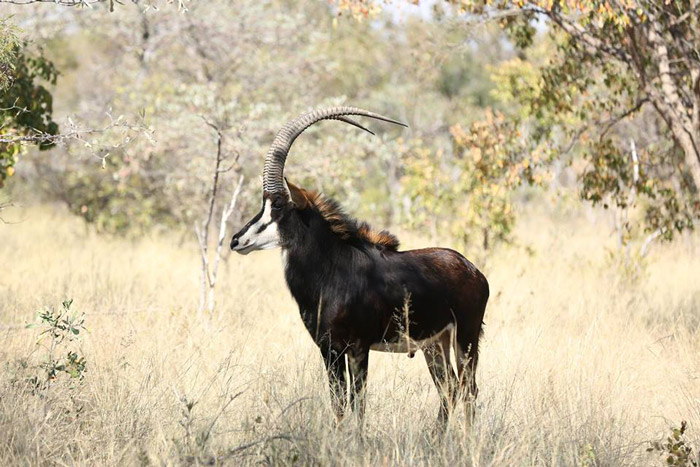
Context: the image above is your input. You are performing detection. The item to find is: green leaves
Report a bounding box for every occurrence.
[474,0,700,243]
[401,109,546,250]
[0,43,59,187]
[647,421,699,467]
[346,0,700,246]
[27,299,88,385]
[60,154,178,235]
[0,19,19,92]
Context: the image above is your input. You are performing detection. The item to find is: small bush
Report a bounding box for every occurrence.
[647,421,699,467]
[26,298,87,387]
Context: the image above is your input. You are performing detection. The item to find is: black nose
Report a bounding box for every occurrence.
[230,236,239,249]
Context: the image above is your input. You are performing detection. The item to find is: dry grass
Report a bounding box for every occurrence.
[1,203,699,466]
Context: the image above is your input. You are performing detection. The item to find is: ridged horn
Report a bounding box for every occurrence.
[262,106,407,194]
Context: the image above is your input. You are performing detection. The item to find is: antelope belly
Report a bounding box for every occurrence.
[369,323,454,354]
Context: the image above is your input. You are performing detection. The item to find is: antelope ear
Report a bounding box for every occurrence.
[282,177,292,200]
[285,178,310,208]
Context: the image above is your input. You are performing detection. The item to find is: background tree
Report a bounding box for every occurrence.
[487,0,700,242]
[9,0,698,257]
[337,0,700,248]
[0,24,58,188]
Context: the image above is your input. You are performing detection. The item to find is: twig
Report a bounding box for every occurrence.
[0,200,24,224]
[224,434,298,458]
[0,0,103,5]
[210,173,244,286]
[0,112,151,149]
[196,118,244,314]
[559,99,648,157]
[640,228,664,258]
[599,99,649,141]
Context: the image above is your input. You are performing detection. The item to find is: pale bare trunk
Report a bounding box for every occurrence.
[674,126,700,192]
[202,174,243,314]
[196,118,244,315]
[647,22,700,191]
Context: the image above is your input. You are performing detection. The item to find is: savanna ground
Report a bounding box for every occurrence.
[1,201,699,466]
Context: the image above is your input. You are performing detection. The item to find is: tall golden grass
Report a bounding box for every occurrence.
[1,203,698,466]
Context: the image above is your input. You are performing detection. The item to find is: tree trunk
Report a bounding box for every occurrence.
[646,22,700,192]
[207,284,216,314]
[673,124,700,192]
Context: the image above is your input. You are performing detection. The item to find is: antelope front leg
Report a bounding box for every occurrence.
[322,347,348,422]
[347,351,369,421]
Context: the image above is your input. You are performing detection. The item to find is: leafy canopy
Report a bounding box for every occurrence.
[339,0,700,245]
[0,28,59,187]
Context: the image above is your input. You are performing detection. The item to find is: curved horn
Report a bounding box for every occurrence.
[262,106,407,194]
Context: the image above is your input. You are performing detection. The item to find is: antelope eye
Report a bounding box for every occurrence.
[271,199,284,210]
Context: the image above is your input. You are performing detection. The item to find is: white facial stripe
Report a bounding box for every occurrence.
[237,200,271,245]
[260,199,272,224]
[236,199,280,251]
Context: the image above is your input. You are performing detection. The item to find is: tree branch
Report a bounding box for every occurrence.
[196,117,243,314]
[210,174,244,290]
[0,113,150,146]
[559,98,648,157]
[640,228,664,258]
[598,98,649,141]
[0,0,104,6]
[647,20,693,130]
[543,8,632,63]
[194,222,211,286]
[0,200,15,224]
[199,116,224,252]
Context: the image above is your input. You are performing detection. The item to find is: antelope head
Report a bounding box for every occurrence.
[230,106,406,255]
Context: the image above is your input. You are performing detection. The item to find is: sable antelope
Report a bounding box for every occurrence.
[231,107,489,424]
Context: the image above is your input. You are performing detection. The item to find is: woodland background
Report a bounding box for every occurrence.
[0,1,699,465]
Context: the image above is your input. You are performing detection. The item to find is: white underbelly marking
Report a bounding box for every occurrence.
[370,323,454,354]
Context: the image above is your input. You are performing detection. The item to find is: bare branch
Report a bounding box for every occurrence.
[0,200,14,224]
[0,0,191,11]
[194,221,212,287]
[629,138,639,208]
[599,98,650,141]
[544,9,632,63]
[559,98,648,157]
[198,116,224,256]
[0,199,26,224]
[196,118,244,314]
[640,228,664,258]
[458,6,537,24]
[0,113,150,146]
[630,139,640,184]
[210,173,244,289]
[0,0,104,5]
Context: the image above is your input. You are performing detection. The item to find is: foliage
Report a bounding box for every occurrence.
[337,0,700,246]
[0,42,59,187]
[27,2,341,232]
[402,109,547,248]
[6,1,513,243]
[496,0,699,241]
[26,299,87,386]
[6,0,697,252]
[59,151,177,235]
[0,18,18,91]
[335,0,382,20]
[647,421,699,467]
[21,1,484,235]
